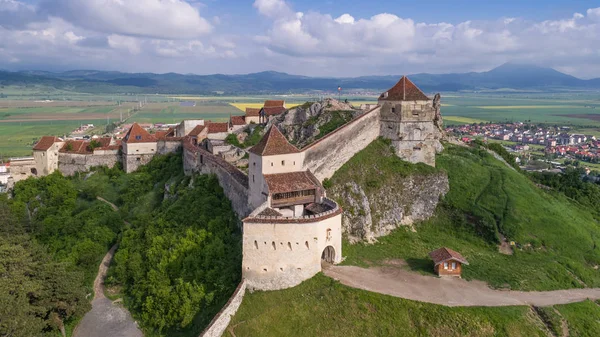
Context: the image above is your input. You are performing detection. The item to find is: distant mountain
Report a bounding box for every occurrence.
[2,63,599,95]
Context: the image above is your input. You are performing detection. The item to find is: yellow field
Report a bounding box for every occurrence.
[444,116,488,124]
[476,105,580,109]
[230,103,301,112]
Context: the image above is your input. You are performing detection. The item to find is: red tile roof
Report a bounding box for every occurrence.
[249,126,300,156]
[264,100,285,107]
[379,76,430,101]
[262,106,287,116]
[245,108,261,117]
[189,125,206,137]
[429,247,469,266]
[33,136,61,151]
[123,123,156,143]
[258,208,283,217]
[230,115,246,126]
[207,122,229,134]
[264,171,320,194]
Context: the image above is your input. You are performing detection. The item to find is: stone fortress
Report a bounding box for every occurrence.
[30,76,444,291]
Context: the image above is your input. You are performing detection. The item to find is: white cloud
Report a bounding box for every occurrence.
[335,14,355,25]
[45,0,212,39]
[253,0,293,19]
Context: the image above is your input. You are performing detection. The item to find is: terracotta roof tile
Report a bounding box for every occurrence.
[258,208,283,217]
[245,108,260,117]
[230,115,246,126]
[189,125,206,137]
[249,126,300,156]
[264,171,320,194]
[207,122,229,134]
[33,136,61,151]
[262,106,287,116]
[379,76,430,101]
[429,247,469,266]
[264,100,285,107]
[124,123,156,143]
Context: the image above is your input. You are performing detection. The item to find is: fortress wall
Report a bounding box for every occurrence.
[58,152,120,176]
[200,281,246,337]
[184,144,251,218]
[302,107,381,181]
[157,140,182,155]
[242,213,342,291]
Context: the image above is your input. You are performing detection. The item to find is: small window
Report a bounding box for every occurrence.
[254,241,258,249]
[305,241,309,249]
[282,160,285,166]
[253,162,256,167]
[443,262,449,270]
[200,155,203,164]
[135,135,142,140]
[452,262,457,270]
[293,161,296,165]
[252,175,255,183]
[271,162,273,167]
[287,242,292,251]
[412,111,419,116]
[136,157,141,162]
[391,107,396,113]
[272,241,276,250]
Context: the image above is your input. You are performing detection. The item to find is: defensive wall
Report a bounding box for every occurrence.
[242,198,343,291]
[302,106,381,181]
[183,141,251,218]
[58,152,120,176]
[157,139,183,155]
[199,281,247,337]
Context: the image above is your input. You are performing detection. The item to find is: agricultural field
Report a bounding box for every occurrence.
[442,93,600,127]
[128,101,240,124]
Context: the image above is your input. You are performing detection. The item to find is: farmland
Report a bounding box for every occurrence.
[1,91,599,158]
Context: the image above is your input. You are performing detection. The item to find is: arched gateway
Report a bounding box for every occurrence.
[321,246,335,263]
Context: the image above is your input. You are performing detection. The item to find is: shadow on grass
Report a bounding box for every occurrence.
[405,258,437,276]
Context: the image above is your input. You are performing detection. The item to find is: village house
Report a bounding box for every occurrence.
[245,108,261,124]
[259,100,287,124]
[429,247,469,277]
[122,123,158,173]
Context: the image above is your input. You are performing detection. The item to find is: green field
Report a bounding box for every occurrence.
[128,102,240,123]
[443,94,600,127]
[228,273,600,337]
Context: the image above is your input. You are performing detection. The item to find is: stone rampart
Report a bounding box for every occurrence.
[199,281,246,337]
[58,152,120,176]
[157,139,183,155]
[302,106,381,181]
[183,143,251,218]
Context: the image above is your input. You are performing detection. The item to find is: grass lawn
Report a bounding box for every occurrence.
[444,116,489,125]
[555,300,600,337]
[229,274,548,337]
[332,143,600,291]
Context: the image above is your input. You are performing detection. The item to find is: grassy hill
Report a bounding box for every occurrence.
[226,142,600,336]
[339,143,600,291]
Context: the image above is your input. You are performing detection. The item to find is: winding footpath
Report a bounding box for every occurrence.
[323,262,600,307]
[73,199,143,337]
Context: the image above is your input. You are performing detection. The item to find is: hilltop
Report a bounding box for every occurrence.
[2,63,600,94]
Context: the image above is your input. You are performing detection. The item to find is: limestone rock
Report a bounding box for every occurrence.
[329,172,449,242]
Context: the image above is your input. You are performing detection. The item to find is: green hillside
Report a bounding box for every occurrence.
[338,142,600,291]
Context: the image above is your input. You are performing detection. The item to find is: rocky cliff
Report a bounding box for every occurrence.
[266,98,364,148]
[326,138,449,242]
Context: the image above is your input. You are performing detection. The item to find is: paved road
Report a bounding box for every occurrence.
[73,241,143,337]
[323,262,600,307]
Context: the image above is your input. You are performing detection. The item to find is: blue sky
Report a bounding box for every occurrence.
[1,0,600,78]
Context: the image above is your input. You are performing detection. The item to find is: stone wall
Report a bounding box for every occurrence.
[199,281,246,337]
[302,106,381,181]
[184,142,251,218]
[242,202,342,291]
[58,152,120,176]
[157,139,182,155]
[124,154,155,173]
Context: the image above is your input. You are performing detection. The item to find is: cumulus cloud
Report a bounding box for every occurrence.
[0,0,46,29]
[43,0,212,39]
[252,4,600,77]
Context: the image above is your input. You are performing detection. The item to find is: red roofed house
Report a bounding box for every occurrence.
[33,136,64,176]
[429,247,469,277]
[259,100,287,123]
[230,115,246,132]
[206,122,230,140]
[378,76,441,166]
[122,123,157,173]
[188,125,208,145]
[245,108,261,124]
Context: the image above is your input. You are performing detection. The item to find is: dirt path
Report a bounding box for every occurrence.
[97,196,119,211]
[323,263,600,307]
[73,200,143,337]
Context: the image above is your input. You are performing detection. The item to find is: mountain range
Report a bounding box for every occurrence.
[1,63,600,95]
